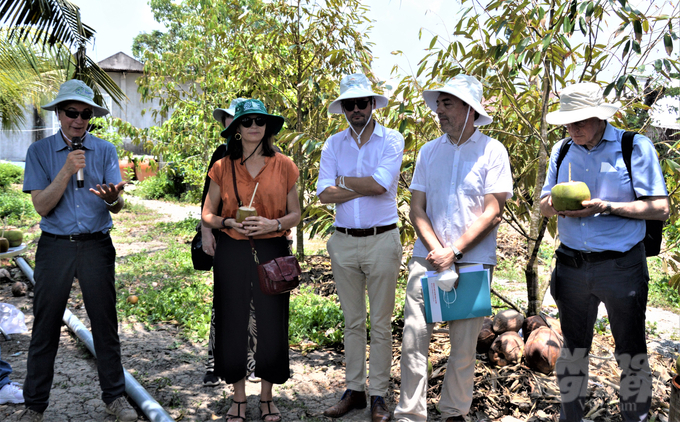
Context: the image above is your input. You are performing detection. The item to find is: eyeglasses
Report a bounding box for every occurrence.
[240,116,267,128]
[565,120,589,130]
[63,109,93,120]
[342,99,370,111]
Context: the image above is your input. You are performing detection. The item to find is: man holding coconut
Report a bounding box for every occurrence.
[540,82,669,422]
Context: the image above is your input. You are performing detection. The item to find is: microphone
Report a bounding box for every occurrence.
[71,136,84,188]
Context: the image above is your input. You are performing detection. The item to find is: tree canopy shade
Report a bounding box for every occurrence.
[0,0,125,108]
[399,0,680,314]
[125,0,376,258]
[0,29,70,129]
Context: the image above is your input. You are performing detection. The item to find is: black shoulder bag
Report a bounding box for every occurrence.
[192,144,227,271]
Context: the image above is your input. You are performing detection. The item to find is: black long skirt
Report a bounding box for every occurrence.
[212,232,291,384]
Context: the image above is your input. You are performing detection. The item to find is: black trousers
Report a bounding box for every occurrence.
[24,234,125,413]
[551,242,651,422]
[212,233,290,384]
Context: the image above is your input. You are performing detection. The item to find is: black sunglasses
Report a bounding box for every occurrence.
[240,116,267,128]
[342,99,370,111]
[63,109,93,120]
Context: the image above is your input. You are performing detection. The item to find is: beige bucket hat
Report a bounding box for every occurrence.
[328,73,388,114]
[546,82,620,125]
[213,98,246,125]
[422,74,493,126]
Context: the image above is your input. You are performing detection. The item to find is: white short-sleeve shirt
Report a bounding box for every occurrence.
[316,123,405,228]
[410,131,513,265]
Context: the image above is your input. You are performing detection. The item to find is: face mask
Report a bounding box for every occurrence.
[434,268,458,292]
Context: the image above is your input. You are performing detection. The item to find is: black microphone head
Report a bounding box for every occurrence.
[72,136,82,149]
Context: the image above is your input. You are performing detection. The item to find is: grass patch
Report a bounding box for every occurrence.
[289,286,344,347]
[647,256,680,312]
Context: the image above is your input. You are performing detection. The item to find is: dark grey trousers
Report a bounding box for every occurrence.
[24,234,125,413]
[551,241,651,422]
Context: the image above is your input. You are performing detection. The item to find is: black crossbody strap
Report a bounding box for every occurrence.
[554,138,573,183]
[620,131,637,198]
[230,158,243,207]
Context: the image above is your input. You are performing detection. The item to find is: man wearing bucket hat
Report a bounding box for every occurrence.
[540,82,669,422]
[394,74,512,422]
[197,98,247,387]
[20,79,137,421]
[317,73,404,421]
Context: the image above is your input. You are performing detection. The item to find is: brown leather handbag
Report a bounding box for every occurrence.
[231,159,301,295]
[249,238,301,295]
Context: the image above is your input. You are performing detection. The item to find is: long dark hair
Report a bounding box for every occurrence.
[225,120,277,160]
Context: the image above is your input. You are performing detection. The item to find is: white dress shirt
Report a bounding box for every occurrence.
[317,122,405,228]
[410,131,513,265]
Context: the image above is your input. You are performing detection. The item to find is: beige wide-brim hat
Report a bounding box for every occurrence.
[328,73,388,114]
[42,79,109,117]
[546,82,620,125]
[213,98,246,125]
[422,74,493,126]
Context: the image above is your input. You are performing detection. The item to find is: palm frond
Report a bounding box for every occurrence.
[0,0,94,48]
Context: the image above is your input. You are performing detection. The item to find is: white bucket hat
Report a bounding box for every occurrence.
[546,82,620,125]
[328,73,388,114]
[42,79,109,117]
[422,74,492,126]
[213,98,246,125]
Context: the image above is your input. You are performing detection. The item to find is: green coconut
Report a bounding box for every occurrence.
[551,181,591,211]
[3,230,23,247]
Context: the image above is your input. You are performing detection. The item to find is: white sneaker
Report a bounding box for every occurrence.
[0,381,24,404]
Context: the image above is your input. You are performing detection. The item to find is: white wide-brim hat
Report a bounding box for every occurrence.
[422,74,493,126]
[546,82,620,125]
[213,98,246,124]
[42,79,109,117]
[328,73,388,114]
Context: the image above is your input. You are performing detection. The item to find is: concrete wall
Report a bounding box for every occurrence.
[0,106,57,162]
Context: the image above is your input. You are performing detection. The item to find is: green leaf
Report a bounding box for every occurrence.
[579,17,587,35]
[632,40,641,54]
[604,82,616,97]
[429,35,439,50]
[622,40,630,59]
[654,59,662,71]
[516,38,531,54]
[633,20,643,42]
[586,2,594,18]
[542,34,552,51]
[664,33,673,55]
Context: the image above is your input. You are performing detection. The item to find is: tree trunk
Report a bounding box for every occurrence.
[294,0,305,262]
[525,62,552,316]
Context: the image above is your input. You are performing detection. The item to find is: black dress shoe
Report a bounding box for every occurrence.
[322,389,367,418]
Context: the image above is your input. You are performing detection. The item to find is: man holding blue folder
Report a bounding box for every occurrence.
[394,75,512,422]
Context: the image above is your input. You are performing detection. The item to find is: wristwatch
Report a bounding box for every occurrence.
[451,246,463,261]
[601,201,612,216]
[276,219,282,232]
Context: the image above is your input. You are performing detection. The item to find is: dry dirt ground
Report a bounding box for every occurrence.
[1,196,678,421]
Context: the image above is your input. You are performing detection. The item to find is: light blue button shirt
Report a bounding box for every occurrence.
[541,123,667,252]
[23,132,122,235]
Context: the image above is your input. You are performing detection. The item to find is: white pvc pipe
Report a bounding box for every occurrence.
[15,256,174,422]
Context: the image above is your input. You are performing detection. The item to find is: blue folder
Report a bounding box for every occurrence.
[421,269,492,323]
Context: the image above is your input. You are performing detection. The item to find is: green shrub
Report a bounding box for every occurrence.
[0,188,38,224]
[0,163,23,189]
[289,286,344,347]
[134,172,180,200]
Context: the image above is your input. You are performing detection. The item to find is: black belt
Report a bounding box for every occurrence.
[561,244,627,263]
[336,223,397,237]
[42,231,109,242]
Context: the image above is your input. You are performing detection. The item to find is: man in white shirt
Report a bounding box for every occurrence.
[394,75,513,422]
[317,73,405,422]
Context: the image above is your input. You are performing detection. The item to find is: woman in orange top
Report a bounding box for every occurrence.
[202,99,300,422]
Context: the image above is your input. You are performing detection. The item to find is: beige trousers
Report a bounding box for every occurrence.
[327,228,403,397]
[394,257,492,421]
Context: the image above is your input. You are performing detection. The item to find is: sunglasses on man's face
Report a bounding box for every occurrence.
[63,109,93,120]
[240,116,267,128]
[342,99,370,111]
